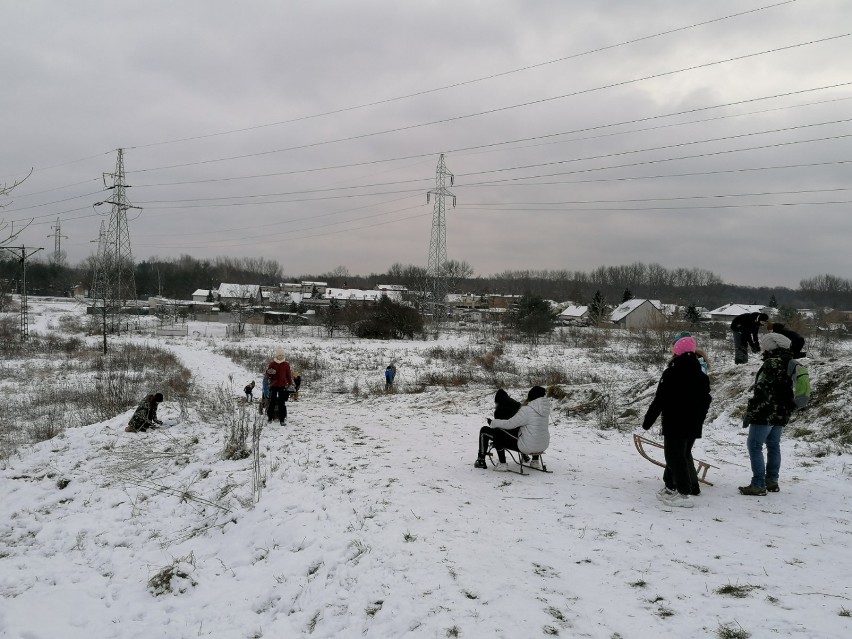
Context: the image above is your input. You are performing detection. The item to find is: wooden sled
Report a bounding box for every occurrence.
[633,434,718,486]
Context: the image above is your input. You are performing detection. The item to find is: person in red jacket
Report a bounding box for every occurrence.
[266,348,294,424]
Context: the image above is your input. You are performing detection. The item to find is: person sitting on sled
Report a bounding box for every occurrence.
[474,386,550,471]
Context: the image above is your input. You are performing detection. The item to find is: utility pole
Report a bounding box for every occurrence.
[425,154,456,325]
[91,149,141,338]
[1,245,43,341]
[48,217,68,264]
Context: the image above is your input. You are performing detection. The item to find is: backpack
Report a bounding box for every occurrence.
[786,359,811,410]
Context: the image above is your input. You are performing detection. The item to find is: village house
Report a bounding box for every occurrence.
[609,298,665,330]
[708,303,771,323]
[558,304,590,325]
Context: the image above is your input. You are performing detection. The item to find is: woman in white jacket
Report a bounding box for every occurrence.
[475,386,551,471]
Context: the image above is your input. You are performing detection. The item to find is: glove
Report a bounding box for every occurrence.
[486,418,492,425]
[642,422,651,431]
[742,416,750,429]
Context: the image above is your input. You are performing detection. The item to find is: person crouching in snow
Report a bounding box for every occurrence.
[474,386,550,471]
[642,336,712,508]
[125,392,164,433]
[244,380,256,402]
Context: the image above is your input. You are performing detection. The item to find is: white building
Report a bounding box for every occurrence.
[610,299,665,329]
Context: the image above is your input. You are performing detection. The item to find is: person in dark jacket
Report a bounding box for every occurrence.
[768,321,805,358]
[642,337,712,507]
[125,392,164,433]
[739,333,795,496]
[730,312,769,364]
[244,380,255,402]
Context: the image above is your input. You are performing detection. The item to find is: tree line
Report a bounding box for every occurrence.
[1,254,851,311]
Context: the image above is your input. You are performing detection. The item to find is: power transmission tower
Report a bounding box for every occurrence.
[91,149,141,335]
[425,153,456,324]
[1,245,43,341]
[48,217,68,264]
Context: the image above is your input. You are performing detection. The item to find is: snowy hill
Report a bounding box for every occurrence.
[1,300,851,638]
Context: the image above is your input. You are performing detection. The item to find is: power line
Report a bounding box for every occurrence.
[123,1,799,152]
[127,34,850,175]
[128,123,852,207]
[126,84,852,190]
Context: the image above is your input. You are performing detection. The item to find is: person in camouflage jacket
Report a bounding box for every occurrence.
[125,392,164,433]
[740,333,794,495]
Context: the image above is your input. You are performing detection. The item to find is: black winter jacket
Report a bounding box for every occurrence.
[731,312,764,350]
[642,353,712,439]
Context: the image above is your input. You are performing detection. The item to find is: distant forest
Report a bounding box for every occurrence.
[1,254,851,311]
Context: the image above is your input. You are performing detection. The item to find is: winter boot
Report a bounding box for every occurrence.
[738,484,768,496]
[474,458,487,469]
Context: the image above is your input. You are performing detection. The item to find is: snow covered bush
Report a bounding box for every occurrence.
[147,553,197,596]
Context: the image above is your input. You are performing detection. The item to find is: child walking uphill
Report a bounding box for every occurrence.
[244,380,255,402]
[642,336,712,508]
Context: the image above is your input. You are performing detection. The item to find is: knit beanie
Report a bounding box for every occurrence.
[273,348,286,363]
[759,332,791,352]
[672,336,697,356]
[672,331,691,346]
[526,386,546,402]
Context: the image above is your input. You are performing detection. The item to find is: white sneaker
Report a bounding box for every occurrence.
[528,459,541,469]
[493,462,510,472]
[661,492,694,508]
[656,487,676,502]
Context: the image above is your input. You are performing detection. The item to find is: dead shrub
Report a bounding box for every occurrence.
[148,553,198,596]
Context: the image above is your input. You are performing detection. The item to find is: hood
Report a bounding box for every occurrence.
[526,396,551,417]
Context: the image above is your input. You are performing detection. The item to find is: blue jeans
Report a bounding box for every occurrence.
[747,424,782,488]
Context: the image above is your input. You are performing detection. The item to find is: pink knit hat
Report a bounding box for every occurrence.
[672,336,697,356]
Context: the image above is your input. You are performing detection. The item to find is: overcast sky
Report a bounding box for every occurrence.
[1,0,850,288]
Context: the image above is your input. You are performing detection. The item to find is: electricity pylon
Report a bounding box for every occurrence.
[91,149,140,335]
[425,154,456,324]
[0,245,43,341]
[48,218,68,264]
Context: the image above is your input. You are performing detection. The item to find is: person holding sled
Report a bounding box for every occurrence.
[266,348,294,424]
[474,386,550,471]
[244,380,256,403]
[125,392,164,433]
[642,336,712,507]
[730,312,769,364]
[739,333,794,496]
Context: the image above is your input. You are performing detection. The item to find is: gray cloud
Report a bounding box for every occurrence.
[2,0,851,288]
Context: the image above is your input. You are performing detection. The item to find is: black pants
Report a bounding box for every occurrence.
[663,435,699,495]
[733,331,749,364]
[479,426,526,463]
[267,387,290,422]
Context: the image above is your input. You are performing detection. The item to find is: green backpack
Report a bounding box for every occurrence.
[786,359,811,410]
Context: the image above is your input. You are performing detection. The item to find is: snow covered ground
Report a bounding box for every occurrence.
[1,299,851,638]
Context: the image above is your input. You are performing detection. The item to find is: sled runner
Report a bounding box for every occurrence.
[633,434,717,486]
[485,443,552,475]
